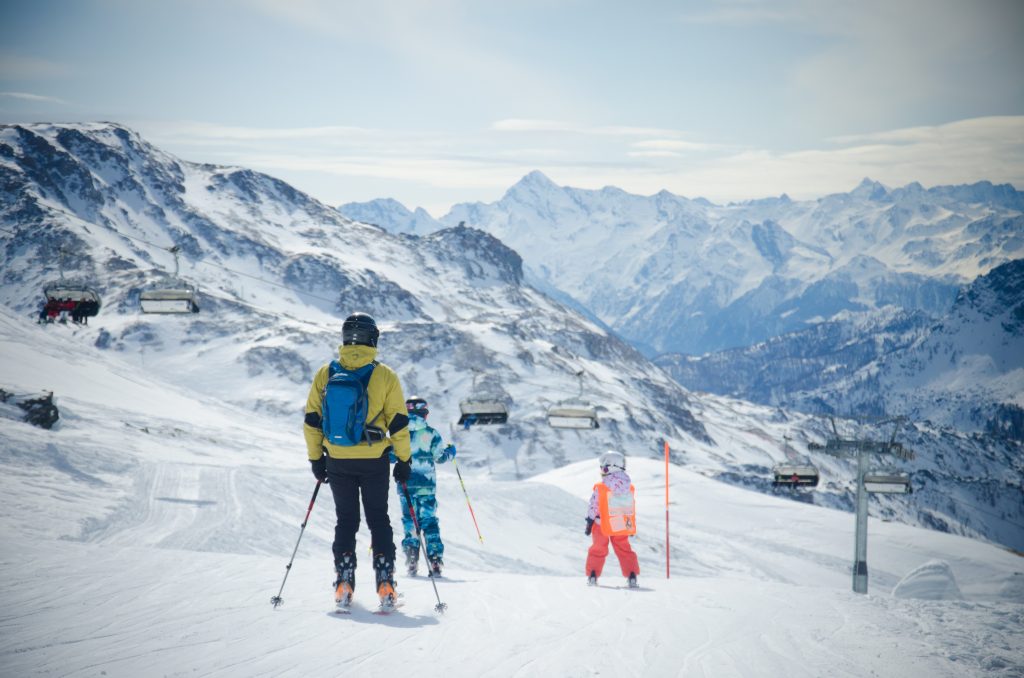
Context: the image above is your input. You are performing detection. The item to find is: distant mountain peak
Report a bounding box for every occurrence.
[851,177,890,200]
[507,170,559,194]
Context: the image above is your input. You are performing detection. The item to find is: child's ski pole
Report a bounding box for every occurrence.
[453,457,484,543]
[401,481,448,613]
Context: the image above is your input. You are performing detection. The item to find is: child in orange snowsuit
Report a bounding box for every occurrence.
[585,450,639,587]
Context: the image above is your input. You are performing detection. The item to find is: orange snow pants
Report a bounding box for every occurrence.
[585,521,639,578]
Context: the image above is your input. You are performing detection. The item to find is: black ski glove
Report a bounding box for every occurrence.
[310,457,327,483]
[393,458,411,483]
[585,518,594,536]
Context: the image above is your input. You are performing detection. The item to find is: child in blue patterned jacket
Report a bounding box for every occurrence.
[391,395,456,576]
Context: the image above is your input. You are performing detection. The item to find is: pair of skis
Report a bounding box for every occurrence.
[335,591,405,615]
[271,480,448,615]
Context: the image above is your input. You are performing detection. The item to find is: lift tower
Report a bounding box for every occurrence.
[809,417,914,594]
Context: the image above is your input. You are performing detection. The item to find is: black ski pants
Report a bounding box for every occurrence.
[326,452,395,566]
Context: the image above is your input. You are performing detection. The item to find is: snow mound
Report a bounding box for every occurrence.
[892,559,964,600]
[1000,571,1024,599]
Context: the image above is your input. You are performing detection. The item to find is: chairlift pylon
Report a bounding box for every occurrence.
[546,369,599,430]
[140,245,200,314]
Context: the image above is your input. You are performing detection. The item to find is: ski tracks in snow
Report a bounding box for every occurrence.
[74,460,322,557]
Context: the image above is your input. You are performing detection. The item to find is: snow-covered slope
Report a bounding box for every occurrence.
[0,342,1021,676]
[1,122,1020,551]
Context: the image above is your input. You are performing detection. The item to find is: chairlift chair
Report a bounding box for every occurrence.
[140,245,200,314]
[41,246,102,317]
[140,283,199,314]
[457,368,508,426]
[457,399,509,426]
[42,281,102,316]
[862,469,912,494]
[772,460,820,488]
[547,404,599,429]
[546,370,599,430]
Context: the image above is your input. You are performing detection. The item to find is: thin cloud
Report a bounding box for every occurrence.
[628,151,682,159]
[0,91,67,105]
[140,121,380,142]
[492,119,686,137]
[632,139,722,153]
[828,116,1024,147]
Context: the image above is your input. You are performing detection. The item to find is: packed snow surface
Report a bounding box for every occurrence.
[1,322,1022,678]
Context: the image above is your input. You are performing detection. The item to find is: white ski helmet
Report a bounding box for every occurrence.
[598,450,626,475]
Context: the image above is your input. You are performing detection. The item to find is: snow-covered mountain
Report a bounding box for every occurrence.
[338,197,443,237]
[351,171,1021,359]
[803,260,1024,436]
[657,259,1024,439]
[0,122,710,451]
[1,122,1021,553]
[655,306,934,405]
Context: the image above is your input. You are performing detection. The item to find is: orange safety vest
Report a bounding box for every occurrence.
[594,483,637,536]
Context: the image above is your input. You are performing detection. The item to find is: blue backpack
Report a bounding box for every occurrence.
[321,360,383,446]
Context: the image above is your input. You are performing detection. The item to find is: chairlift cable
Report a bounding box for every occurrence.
[6,212,347,309]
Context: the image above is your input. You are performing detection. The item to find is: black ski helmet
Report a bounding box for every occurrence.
[342,312,379,347]
[406,396,429,416]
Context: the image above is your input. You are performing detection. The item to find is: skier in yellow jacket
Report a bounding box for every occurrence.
[303,312,412,609]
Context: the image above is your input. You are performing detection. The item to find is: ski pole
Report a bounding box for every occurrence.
[271,480,323,608]
[401,481,448,613]
[452,458,484,543]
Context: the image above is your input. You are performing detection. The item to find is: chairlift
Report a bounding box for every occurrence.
[862,469,912,494]
[547,370,599,430]
[457,369,508,427]
[140,245,200,314]
[457,399,509,426]
[41,248,102,317]
[43,281,102,310]
[772,459,820,488]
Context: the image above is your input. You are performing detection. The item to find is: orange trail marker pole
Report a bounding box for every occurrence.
[665,440,670,579]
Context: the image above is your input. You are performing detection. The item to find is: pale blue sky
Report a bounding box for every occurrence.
[2,0,1022,214]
